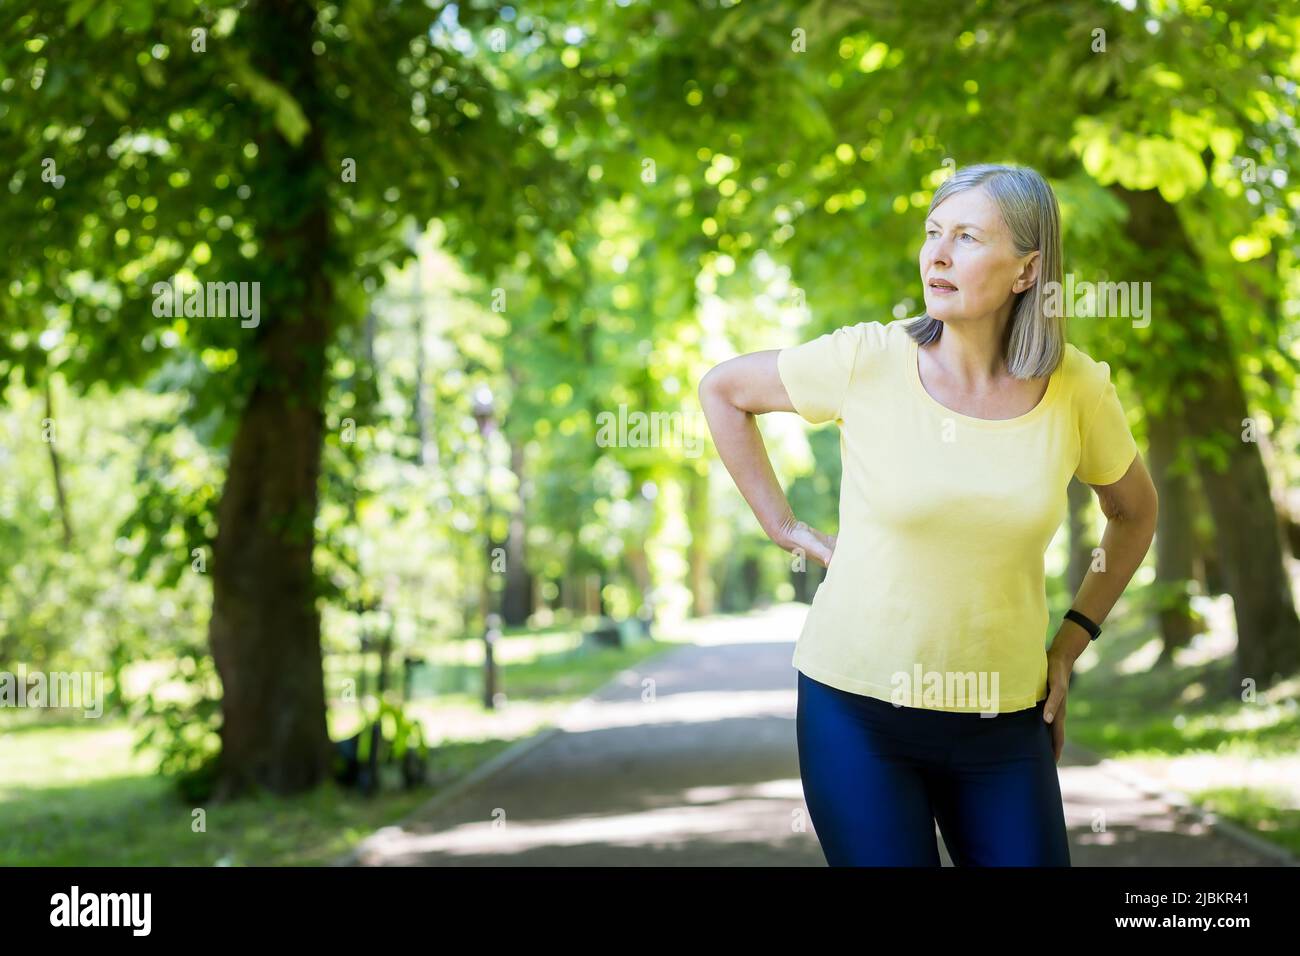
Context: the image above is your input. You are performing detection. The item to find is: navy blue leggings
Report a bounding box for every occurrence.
[796,670,1071,866]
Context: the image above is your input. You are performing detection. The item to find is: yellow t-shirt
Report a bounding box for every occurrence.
[776,318,1139,714]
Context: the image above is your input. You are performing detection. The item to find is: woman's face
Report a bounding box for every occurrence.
[919,187,1037,325]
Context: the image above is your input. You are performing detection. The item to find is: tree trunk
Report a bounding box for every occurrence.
[625,529,652,621]
[741,554,761,608]
[208,0,334,799]
[686,466,714,616]
[42,374,74,548]
[1111,184,1300,691]
[481,517,497,631]
[1191,493,1226,595]
[501,432,533,626]
[1146,404,1198,665]
[561,569,577,614]
[410,246,432,467]
[585,571,604,616]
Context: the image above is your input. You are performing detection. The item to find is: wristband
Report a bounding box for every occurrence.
[1064,608,1102,641]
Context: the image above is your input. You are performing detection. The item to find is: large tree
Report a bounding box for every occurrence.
[0,0,592,796]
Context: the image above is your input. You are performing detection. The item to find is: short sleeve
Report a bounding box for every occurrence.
[777,322,871,424]
[1075,362,1138,485]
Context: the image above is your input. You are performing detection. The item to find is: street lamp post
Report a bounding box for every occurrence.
[472,385,501,709]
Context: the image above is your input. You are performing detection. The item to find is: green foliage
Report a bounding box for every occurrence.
[2,0,1299,830]
[130,641,223,802]
[339,695,430,795]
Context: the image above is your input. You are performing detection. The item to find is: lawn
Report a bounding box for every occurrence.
[1064,591,1300,857]
[0,626,675,866]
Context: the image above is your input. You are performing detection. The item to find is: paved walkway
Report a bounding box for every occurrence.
[345,605,1294,866]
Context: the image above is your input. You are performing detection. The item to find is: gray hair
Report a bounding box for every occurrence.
[903,163,1064,379]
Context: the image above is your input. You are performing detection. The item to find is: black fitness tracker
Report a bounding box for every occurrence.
[1064,607,1102,641]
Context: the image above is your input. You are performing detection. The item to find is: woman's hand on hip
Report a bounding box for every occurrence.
[772,516,836,569]
[1043,648,1072,764]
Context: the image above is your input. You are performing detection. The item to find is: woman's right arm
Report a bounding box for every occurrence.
[698,350,837,568]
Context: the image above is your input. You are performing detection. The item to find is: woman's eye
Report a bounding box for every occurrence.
[960,233,974,241]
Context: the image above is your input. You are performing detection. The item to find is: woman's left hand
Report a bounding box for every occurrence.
[1042,649,1072,764]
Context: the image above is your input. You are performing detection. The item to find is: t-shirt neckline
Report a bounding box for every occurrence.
[906,332,1061,430]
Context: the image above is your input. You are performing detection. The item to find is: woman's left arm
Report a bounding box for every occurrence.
[1043,453,1159,755]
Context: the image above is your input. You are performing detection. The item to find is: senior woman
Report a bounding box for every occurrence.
[698,163,1158,866]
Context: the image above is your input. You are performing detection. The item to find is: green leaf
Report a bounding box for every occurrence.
[224,52,311,146]
[101,90,129,121]
[66,0,97,27]
[85,2,115,38]
[119,0,154,32]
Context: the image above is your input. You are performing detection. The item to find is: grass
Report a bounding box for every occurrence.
[0,722,449,866]
[0,627,676,866]
[1063,593,1300,858]
[1185,787,1300,857]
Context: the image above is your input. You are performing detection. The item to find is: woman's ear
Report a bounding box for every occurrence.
[1014,250,1041,292]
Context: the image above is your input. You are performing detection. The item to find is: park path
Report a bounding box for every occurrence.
[344,604,1293,867]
